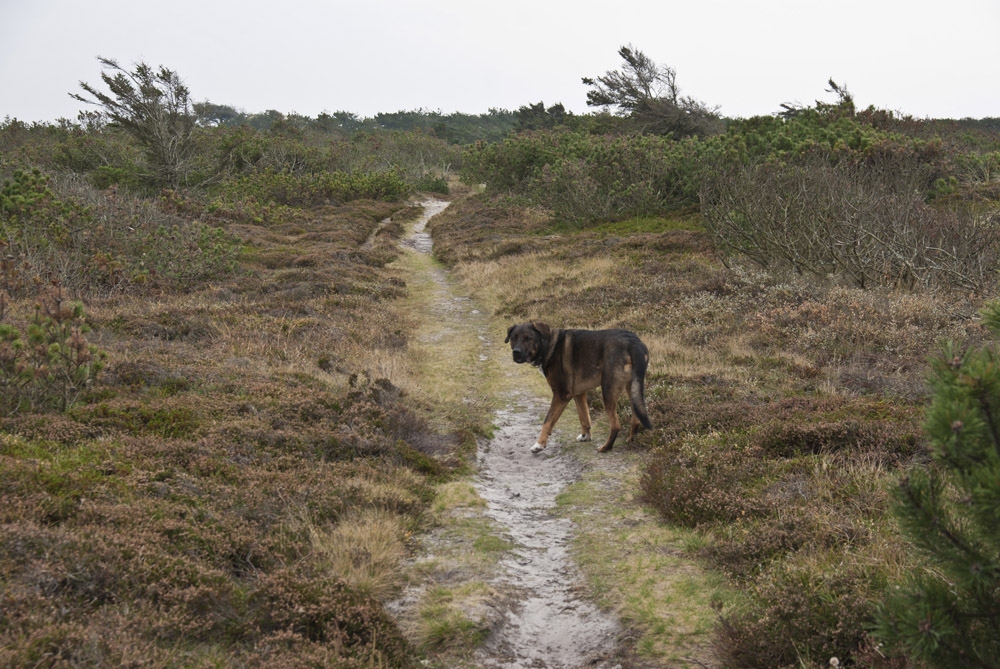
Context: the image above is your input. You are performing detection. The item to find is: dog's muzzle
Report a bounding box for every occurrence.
[511,348,528,364]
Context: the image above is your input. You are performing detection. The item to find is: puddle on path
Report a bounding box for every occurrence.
[402,199,621,669]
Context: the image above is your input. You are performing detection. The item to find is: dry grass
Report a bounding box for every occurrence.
[555,450,732,666]
[412,581,497,652]
[431,481,488,516]
[305,507,409,600]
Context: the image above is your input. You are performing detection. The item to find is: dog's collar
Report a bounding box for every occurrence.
[530,346,544,367]
[533,330,561,370]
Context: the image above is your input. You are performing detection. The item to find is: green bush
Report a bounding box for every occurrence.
[216,168,410,210]
[0,168,242,297]
[414,174,449,194]
[52,127,144,190]
[462,130,705,223]
[0,284,106,415]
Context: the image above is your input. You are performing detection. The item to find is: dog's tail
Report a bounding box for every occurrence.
[629,340,653,430]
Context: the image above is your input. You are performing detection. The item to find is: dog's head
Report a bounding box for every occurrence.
[504,321,551,365]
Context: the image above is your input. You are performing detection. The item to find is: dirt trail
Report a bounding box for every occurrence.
[474,399,621,668]
[402,199,621,668]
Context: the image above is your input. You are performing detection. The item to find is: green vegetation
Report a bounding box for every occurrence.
[582,45,722,138]
[874,302,1000,665]
[1,283,106,415]
[2,49,1000,668]
[0,193,444,664]
[72,57,197,188]
[460,87,1000,292]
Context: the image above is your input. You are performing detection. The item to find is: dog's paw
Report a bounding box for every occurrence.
[576,433,592,442]
[530,442,545,454]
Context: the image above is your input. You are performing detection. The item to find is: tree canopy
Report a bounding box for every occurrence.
[71,57,196,188]
[582,45,722,138]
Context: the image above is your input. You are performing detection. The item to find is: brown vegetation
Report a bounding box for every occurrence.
[0,189,462,666]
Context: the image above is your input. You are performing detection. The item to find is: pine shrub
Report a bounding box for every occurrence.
[874,301,1000,665]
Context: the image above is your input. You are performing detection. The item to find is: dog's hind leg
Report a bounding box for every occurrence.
[597,384,622,453]
[573,394,592,442]
[628,411,643,440]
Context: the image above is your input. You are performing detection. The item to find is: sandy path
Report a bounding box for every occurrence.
[402,199,621,668]
[473,399,621,668]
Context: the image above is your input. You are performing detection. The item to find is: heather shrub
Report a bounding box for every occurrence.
[0,168,241,298]
[71,401,200,439]
[755,419,919,459]
[718,552,885,668]
[248,568,413,666]
[0,131,446,666]
[639,393,925,665]
[639,436,772,526]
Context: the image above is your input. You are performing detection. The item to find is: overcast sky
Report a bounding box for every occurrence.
[2,0,998,124]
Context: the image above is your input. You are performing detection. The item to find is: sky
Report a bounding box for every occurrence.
[1,0,998,124]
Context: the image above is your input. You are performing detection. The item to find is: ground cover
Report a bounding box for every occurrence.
[0,193,459,666]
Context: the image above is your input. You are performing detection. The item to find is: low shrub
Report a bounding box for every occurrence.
[216,168,410,209]
[718,553,885,668]
[755,419,918,459]
[701,151,1000,292]
[0,283,106,415]
[414,173,449,194]
[639,437,772,526]
[639,393,925,665]
[248,567,414,666]
[72,402,200,439]
[461,130,704,223]
[0,168,241,298]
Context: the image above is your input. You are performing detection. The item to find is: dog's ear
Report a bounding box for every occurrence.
[504,324,515,343]
[530,321,551,339]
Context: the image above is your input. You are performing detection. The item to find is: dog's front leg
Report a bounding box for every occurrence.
[532,395,570,453]
[573,394,592,442]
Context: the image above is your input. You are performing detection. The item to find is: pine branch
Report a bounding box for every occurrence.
[980,392,1000,461]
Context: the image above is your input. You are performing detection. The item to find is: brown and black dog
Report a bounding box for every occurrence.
[505,321,652,453]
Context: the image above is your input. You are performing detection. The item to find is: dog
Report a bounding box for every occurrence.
[504,321,652,454]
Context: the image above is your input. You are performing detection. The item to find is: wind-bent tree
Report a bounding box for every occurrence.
[582,45,721,138]
[874,301,1000,666]
[779,78,856,119]
[71,57,196,188]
